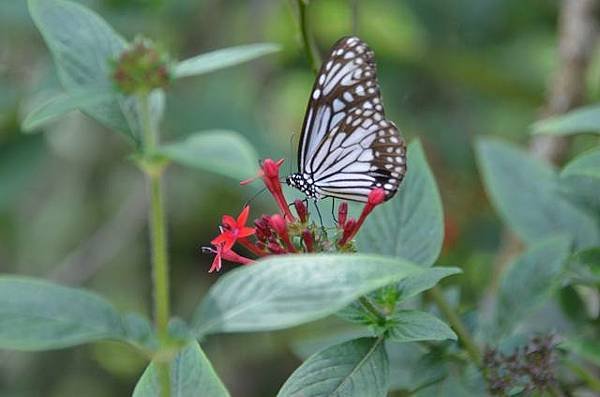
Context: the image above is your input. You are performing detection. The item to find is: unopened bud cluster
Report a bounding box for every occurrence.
[111,37,172,95]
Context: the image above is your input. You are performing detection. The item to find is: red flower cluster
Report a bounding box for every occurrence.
[205,158,386,272]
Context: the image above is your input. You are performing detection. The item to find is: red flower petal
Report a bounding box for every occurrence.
[208,250,222,273]
[221,215,237,229]
[237,205,251,226]
[238,227,255,238]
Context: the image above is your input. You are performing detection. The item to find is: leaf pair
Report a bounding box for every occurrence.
[24,0,278,180]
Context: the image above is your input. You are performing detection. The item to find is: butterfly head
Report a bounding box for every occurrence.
[286,173,321,200]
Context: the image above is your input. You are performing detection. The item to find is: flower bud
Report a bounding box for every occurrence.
[337,202,348,227]
[302,230,314,252]
[340,218,357,245]
[111,36,172,95]
[294,200,308,223]
[269,214,287,236]
[368,188,386,206]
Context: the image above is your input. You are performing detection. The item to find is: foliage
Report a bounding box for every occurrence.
[1,0,600,396]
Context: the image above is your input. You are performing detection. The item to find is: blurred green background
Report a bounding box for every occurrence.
[0,0,595,395]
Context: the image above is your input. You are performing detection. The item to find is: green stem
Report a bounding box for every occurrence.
[428,286,481,366]
[297,0,320,74]
[149,172,170,339]
[139,93,171,397]
[359,296,387,326]
[565,359,600,392]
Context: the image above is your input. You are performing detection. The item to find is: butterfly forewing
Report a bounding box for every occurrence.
[294,36,406,202]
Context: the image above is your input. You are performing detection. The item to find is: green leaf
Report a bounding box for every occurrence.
[476,137,599,250]
[532,104,600,136]
[174,43,280,79]
[157,130,259,181]
[277,337,389,397]
[387,310,456,343]
[562,148,600,180]
[567,247,600,285]
[486,236,571,340]
[397,267,462,301]
[133,341,229,397]
[22,88,114,132]
[561,338,600,367]
[192,254,423,337]
[0,276,125,350]
[28,0,138,143]
[357,140,444,267]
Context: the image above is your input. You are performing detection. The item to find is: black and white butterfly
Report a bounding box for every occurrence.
[286,36,407,203]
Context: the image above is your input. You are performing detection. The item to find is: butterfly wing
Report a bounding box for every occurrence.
[297,36,406,202]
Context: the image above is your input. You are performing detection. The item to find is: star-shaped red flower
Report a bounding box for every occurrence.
[211,206,255,251]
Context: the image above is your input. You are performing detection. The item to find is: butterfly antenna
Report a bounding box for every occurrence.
[243,186,269,208]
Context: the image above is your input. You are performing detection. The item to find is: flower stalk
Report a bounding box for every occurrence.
[428,286,481,366]
[297,0,320,74]
[139,92,171,397]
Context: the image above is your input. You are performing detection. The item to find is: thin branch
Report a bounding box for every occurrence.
[428,286,482,366]
[490,0,599,291]
[350,0,359,35]
[297,0,321,74]
[530,0,599,163]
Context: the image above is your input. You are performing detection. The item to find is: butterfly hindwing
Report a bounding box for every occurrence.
[293,36,406,202]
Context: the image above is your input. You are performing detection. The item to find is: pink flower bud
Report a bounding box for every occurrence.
[302,230,314,252]
[269,214,287,236]
[294,200,308,223]
[337,202,348,227]
[368,188,386,206]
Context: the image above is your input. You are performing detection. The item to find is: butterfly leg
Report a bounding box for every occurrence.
[330,198,338,223]
[313,199,325,229]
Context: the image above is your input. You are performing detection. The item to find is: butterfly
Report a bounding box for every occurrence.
[286,36,407,203]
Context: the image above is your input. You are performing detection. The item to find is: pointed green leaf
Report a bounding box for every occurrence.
[157,130,259,181]
[532,104,600,136]
[28,0,138,143]
[174,43,280,79]
[0,276,126,350]
[387,310,456,343]
[357,140,444,267]
[22,88,114,132]
[562,148,600,180]
[397,267,462,301]
[133,341,229,397]
[476,137,599,250]
[192,254,423,337]
[486,236,571,339]
[278,337,389,397]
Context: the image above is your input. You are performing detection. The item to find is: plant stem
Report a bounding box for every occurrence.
[428,286,481,366]
[149,172,170,339]
[297,0,320,74]
[564,359,600,392]
[139,93,171,397]
[359,296,387,325]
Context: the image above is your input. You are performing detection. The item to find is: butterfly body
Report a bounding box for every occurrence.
[287,36,407,203]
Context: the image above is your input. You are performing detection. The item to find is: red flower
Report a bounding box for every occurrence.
[208,244,253,273]
[338,188,386,246]
[206,206,257,272]
[205,158,390,272]
[241,159,295,222]
[211,206,255,251]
